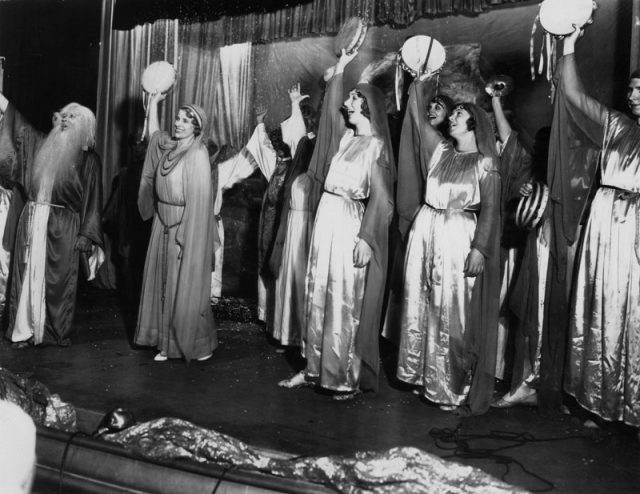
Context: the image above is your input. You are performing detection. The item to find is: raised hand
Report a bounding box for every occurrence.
[255,105,268,124]
[288,83,310,105]
[336,48,358,72]
[563,24,584,56]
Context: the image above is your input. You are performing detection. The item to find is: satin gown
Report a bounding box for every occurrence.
[397,142,491,406]
[304,131,381,392]
[566,110,640,427]
[272,173,311,346]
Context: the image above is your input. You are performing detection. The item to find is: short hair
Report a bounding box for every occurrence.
[59,102,96,148]
[300,102,318,135]
[353,89,371,120]
[454,103,476,131]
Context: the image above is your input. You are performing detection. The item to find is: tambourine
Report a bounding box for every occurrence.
[333,17,368,57]
[140,61,177,141]
[515,181,549,230]
[398,35,446,79]
[538,0,596,37]
[485,75,514,98]
[141,61,176,94]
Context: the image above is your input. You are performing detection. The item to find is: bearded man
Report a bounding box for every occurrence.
[0,93,103,347]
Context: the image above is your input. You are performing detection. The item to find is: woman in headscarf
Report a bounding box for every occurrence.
[278,49,394,399]
[396,75,501,415]
[135,93,216,362]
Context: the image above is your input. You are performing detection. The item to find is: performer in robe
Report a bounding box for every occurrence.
[209,134,273,305]
[135,93,215,362]
[279,49,394,399]
[560,27,640,429]
[395,75,501,416]
[0,93,103,347]
[256,124,291,330]
[490,88,536,392]
[267,83,317,347]
[384,93,454,346]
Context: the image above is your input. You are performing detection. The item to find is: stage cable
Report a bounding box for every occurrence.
[428,425,604,493]
[58,430,91,494]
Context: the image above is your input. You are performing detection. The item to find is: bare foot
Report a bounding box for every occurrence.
[278,371,311,388]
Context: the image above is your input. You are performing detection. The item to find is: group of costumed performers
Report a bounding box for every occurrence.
[0,19,638,438]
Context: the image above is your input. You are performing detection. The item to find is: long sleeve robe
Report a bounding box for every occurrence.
[0,103,102,345]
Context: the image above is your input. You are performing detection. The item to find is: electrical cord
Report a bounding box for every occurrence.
[58,431,91,494]
[429,426,598,493]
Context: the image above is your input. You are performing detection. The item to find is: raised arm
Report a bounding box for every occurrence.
[561,27,606,126]
[280,83,309,156]
[491,95,511,144]
[408,80,442,156]
[145,92,167,138]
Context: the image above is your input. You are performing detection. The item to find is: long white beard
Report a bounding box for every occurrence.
[32,127,84,201]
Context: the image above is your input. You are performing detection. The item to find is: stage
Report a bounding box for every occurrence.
[0,285,638,493]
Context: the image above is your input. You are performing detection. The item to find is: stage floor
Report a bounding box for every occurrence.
[1,286,638,493]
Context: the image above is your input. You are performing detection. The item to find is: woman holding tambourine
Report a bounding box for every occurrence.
[134,63,217,363]
[395,36,502,415]
[560,21,640,431]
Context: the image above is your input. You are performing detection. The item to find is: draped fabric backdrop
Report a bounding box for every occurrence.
[95,17,253,287]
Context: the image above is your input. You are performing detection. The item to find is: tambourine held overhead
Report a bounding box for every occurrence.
[333,17,368,57]
[538,0,596,37]
[485,75,514,98]
[141,61,177,95]
[399,35,446,79]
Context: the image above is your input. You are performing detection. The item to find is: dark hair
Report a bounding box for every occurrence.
[180,107,202,136]
[268,128,291,159]
[300,102,318,134]
[630,70,640,82]
[430,95,454,115]
[353,89,371,120]
[455,103,476,132]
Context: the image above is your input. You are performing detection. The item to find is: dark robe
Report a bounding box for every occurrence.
[538,56,601,411]
[267,135,315,278]
[257,156,289,279]
[0,104,103,345]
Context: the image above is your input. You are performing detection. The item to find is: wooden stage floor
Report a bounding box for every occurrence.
[0,286,638,493]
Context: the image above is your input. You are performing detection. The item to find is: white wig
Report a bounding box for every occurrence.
[60,102,96,149]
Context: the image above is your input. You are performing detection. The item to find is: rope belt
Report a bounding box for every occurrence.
[28,200,65,209]
[424,202,479,213]
[155,201,184,310]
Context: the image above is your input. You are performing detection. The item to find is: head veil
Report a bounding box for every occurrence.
[458,102,497,161]
[180,103,209,148]
[354,82,396,179]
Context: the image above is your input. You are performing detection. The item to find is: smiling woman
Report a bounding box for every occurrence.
[395,77,502,416]
[134,93,217,363]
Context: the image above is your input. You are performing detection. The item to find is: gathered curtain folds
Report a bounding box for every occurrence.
[112,1,529,42]
[95,19,253,288]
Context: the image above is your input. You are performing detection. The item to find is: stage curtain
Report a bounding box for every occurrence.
[113,0,530,38]
[178,29,253,149]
